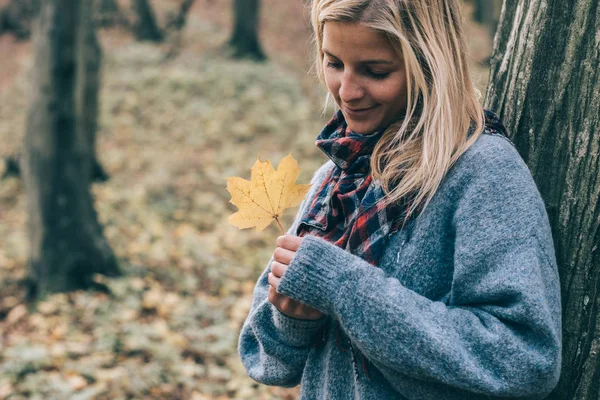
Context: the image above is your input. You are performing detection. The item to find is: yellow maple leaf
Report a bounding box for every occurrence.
[227,153,312,233]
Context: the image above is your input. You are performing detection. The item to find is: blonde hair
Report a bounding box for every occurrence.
[311,0,485,223]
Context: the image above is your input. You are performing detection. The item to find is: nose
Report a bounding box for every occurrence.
[338,71,364,104]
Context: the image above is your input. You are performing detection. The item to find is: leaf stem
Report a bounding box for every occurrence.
[275,217,285,235]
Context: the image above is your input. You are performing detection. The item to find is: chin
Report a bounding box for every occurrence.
[346,121,378,135]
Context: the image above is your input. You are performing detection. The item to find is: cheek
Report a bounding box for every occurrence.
[323,69,340,97]
[379,81,407,106]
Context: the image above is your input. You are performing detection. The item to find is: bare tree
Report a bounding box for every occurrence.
[95,0,128,28]
[227,0,266,61]
[165,0,196,31]
[1,155,21,180]
[465,0,502,38]
[485,1,600,399]
[163,0,197,60]
[133,0,162,42]
[23,0,119,297]
[2,0,109,183]
[0,0,39,39]
[82,0,110,183]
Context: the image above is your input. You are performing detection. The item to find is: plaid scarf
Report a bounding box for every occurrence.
[296,110,416,266]
[297,109,506,380]
[296,109,506,266]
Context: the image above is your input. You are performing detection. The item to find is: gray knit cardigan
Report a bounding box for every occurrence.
[238,132,562,400]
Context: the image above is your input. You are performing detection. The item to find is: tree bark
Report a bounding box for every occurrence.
[133,0,162,42]
[23,0,119,298]
[3,0,109,183]
[485,1,600,399]
[227,0,266,61]
[80,2,110,183]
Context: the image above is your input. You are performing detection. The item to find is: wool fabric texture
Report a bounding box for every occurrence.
[238,117,562,399]
[296,109,511,383]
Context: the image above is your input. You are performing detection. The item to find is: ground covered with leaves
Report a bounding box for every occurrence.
[0,1,491,399]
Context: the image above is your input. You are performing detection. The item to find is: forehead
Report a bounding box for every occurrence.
[322,21,396,59]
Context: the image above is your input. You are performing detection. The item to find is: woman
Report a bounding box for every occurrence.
[238,0,562,398]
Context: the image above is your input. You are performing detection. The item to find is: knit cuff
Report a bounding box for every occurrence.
[277,235,350,316]
[271,305,326,347]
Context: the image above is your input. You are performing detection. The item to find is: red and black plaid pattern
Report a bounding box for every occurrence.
[296,110,415,266]
[296,109,507,266]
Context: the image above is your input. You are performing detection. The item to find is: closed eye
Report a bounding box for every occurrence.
[365,69,390,80]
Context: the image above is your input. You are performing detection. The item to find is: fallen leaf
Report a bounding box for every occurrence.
[191,391,210,400]
[67,374,88,391]
[0,382,14,399]
[6,304,27,325]
[226,153,311,233]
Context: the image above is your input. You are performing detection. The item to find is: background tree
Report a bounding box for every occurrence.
[23,0,119,298]
[0,0,39,39]
[165,0,196,31]
[227,0,266,61]
[133,0,163,42]
[1,0,108,183]
[84,0,110,183]
[485,1,600,399]
[470,0,501,37]
[95,0,128,28]
[163,0,197,60]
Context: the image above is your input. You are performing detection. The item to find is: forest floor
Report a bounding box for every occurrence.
[0,1,492,399]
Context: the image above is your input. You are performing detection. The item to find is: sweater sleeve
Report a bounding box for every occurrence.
[276,139,562,398]
[236,259,327,387]
[237,161,333,387]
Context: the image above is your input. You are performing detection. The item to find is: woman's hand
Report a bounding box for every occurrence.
[267,235,325,321]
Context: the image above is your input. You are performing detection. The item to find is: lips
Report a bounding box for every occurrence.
[343,105,378,117]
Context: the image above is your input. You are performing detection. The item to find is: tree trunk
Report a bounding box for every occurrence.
[0,0,39,39]
[95,0,127,28]
[3,0,109,184]
[1,154,107,182]
[473,0,497,35]
[80,2,110,183]
[472,0,494,24]
[166,0,196,31]
[227,0,266,61]
[133,0,162,42]
[485,1,600,399]
[162,0,197,61]
[1,155,21,180]
[470,0,501,38]
[23,0,119,298]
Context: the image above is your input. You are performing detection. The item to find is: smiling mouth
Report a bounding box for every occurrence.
[346,106,376,112]
[343,105,378,117]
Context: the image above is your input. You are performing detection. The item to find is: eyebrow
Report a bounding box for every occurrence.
[322,49,395,65]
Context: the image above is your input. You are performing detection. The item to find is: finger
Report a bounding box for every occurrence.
[300,305,324,320]
[268,284,278,304]
[268,285,288,310]
[279,297,296,315]
[273,247,295,265]
[270,261,288,278]
[276,235,302,252]
[267,272,281,289]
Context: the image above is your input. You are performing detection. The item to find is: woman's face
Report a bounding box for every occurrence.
[322,22,408,135]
